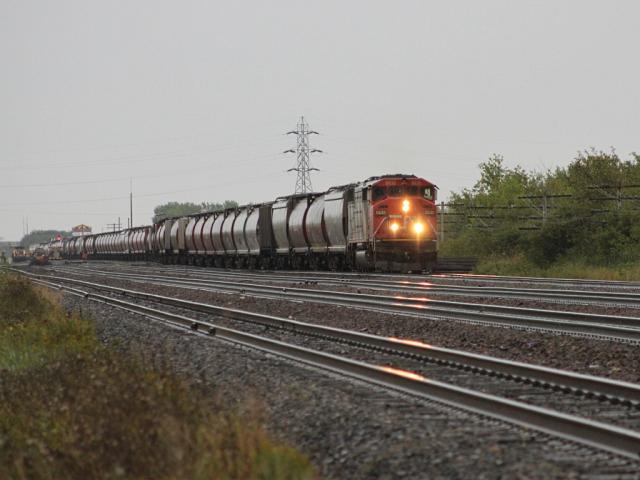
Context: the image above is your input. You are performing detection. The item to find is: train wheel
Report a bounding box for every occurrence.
[328,256,340,271]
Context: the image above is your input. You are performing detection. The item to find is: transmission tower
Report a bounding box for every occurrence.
[283,116,322,193]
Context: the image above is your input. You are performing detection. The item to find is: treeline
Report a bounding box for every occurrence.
[19,230,70,248]
[152,201,238,223]
[441,149,640,269]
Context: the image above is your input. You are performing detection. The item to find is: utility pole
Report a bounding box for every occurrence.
[439,201,445,242]
[518,193,572,228]
[283,116,322,193]
[107,218,122,232]
[129,178,133,228]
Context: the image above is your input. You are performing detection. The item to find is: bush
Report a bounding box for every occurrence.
[0,273,317,480]
[442,149,640,276]
[0,272,96,371]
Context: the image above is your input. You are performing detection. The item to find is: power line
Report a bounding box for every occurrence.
[0,170,286,207]
[284,116,322,193]
[0,151,283,189]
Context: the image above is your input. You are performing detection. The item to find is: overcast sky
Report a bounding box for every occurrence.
[1,1,638,241]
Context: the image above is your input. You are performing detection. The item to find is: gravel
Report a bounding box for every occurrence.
[62,293,640,479]
[44,267,640,384]
[54,262,640,319]
[108,292,640,431]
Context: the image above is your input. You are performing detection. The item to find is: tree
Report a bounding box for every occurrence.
[20,230,71,247]
[442,149,640,266]
[200,200,239,212]
[152,200,238,223]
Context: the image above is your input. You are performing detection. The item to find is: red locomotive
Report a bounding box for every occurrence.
[357,175,438,271]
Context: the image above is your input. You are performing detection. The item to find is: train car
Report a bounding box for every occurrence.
[11,246,30,263]
[193,215,209,265]
[50,239,63,259]
[129,227,149,260]
[169,217,189,260]
[79,235,95,259]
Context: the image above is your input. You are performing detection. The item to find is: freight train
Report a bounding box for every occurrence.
[45,174,438,272]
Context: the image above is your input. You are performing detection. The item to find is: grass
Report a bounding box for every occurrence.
[473,255,640,281]
[0,270,317,480]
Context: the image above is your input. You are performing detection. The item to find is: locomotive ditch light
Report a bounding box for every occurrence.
[390,222,400,233]
[402,199,410,212]
[413,222,425,234]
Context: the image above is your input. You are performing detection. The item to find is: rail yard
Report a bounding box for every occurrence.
[10,259,640,477]
[5,2,639,477]
[8,172,640,477]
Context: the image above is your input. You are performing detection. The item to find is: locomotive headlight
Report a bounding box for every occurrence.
[413,222,425,234]
[390,222,400,233]
[402,199,410,212]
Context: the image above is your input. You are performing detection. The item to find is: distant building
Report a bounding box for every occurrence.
[71,224,92,237]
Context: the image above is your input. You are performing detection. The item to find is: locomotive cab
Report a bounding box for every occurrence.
[370,179,437,241]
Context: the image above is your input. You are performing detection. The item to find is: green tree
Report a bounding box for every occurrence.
[152,200,238,223]
[20,230,71,247]
[442,149,640,267]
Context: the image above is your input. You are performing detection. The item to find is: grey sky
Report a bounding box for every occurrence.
[1,1,638,241]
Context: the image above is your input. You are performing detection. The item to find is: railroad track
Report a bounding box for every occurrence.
[434,272,640,289]
[37,266,640,342]
[65,259,640,295]
[55,262,640,308]
[21,270,640,461]
[434,257,477,273]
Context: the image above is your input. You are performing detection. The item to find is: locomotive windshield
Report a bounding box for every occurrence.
[422,187,435,200]
[372,185,435,200]
[373,187,386,200]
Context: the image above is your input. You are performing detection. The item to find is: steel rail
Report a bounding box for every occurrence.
[59,259,640,291]
[56,264,640,307]
[87,260,640,289]
[38,267,640,342]
[48,265,640,329]
[22,270,640,404]
[435,272,640,288]
[28,275,640,460]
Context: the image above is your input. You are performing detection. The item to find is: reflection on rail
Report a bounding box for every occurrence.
[388,337,433,349]
[379,366,427,382]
